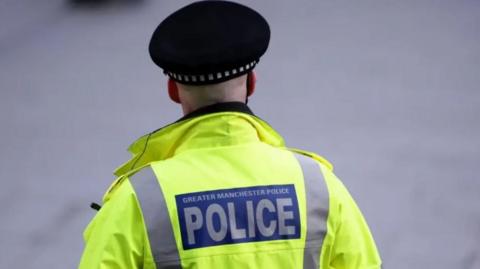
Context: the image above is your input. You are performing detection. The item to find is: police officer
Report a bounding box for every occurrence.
[79,1,382,268]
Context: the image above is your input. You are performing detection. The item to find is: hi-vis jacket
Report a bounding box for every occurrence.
[79,102,381,269]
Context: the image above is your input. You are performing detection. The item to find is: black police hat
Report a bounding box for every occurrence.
[149,0,270,85]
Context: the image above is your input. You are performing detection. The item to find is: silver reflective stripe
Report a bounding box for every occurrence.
[129,167,182,269]
[294,153,329,269]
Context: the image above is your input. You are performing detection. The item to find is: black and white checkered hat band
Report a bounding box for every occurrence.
[166,60,257,84]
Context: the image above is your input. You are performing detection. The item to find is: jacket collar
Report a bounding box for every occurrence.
[114,102,285,176]
[176,102,255,123]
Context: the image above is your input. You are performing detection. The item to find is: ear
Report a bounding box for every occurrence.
[168,78,181,103]
[247,71,256,97]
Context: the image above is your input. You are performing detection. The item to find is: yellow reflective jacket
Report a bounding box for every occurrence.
[79,102,381,269]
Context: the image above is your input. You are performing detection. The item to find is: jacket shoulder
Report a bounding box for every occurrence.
[103,164,153,202]
[287,147,333,171]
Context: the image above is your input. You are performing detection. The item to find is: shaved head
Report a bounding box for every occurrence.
[177,74,248,115]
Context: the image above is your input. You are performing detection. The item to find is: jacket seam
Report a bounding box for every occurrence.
[155,244,324,262]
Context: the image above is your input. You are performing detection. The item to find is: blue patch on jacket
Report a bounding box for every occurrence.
[176,184,301,250]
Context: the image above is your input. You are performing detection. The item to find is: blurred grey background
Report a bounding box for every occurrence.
[1,0,479,268]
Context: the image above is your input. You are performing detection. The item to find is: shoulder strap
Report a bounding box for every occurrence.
[288,147,333,171]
